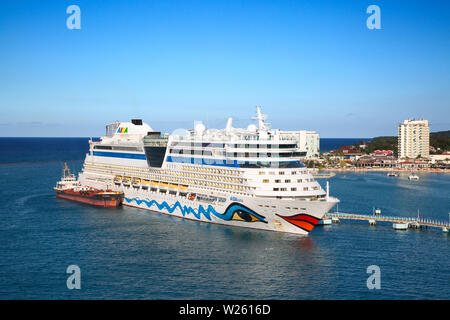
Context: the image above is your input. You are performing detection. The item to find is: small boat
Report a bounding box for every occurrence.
[393,222,408,230]
[387,171,399,177]
[387,158,398,176]
[317,218,332,225]
[408,161,419,180]
[331,217,340,223]
[54,163,123,207]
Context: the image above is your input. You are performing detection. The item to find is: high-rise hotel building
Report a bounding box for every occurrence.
[398,119,430,159]
[279,130,320,158]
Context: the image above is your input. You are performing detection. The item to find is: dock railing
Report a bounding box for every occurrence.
[324,212,450,230]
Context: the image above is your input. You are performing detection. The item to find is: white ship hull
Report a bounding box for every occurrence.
[76,110,340,236]
[80,176,337,235]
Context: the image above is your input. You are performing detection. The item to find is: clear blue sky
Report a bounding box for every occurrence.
[0,0,449,137]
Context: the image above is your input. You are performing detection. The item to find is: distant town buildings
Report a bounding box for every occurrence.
[329,145,362,161]
[398,119,430,159]
[305,117,448,170]
[280,130,320,159]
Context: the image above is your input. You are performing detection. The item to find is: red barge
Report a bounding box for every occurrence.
[54,163,123,207]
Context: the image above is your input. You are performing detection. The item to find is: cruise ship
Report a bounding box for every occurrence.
[78,107,339,235]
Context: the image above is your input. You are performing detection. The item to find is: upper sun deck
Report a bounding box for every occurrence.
[169,106,298,146]
[98,119,154,145]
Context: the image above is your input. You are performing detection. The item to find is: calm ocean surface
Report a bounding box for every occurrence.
[0,138,448,300]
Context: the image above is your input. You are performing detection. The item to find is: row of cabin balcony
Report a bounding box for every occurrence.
[261,178,315,183]
[272,186,320,192]
[169,142,297,149]
[171,135,297,142]
[168,150,303,158]
[180,165,241,176]
[258,170,308,175]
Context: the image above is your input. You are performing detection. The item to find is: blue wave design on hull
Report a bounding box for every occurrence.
[124,197,266,222]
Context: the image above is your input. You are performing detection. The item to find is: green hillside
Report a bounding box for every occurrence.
[352,130,450,155]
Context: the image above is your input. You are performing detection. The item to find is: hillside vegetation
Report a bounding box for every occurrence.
[352,130,450,156]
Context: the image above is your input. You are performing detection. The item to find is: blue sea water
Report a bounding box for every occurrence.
[320,138,369,152]
[0,138,449,300]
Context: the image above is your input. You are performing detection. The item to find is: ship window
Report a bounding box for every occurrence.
[279,144,297,149]
[94,145,113,150]
[280,188,287,191]
[275,179,281,183]
[285,179,291,183]
[273,188,279,191]
[262,179,269,183]
[291,188,297,191]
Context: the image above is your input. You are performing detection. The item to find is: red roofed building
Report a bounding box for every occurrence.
[329,146,362,161]
[373,150,393,156]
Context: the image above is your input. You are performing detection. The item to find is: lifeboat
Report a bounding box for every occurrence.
[132,178,141,188]
[113,176,122,185]
[159,182,168,188]
[141,179,150,190]
[122,177,131,187]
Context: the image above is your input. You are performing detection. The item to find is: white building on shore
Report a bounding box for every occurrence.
[280,130,320,159]
[398,119,430,159]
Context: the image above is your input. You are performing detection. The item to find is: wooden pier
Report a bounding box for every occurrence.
[323,212,450,232]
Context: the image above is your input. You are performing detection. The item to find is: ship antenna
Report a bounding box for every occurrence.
[252,105,270,130]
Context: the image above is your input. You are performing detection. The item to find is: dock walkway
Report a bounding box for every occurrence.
[324,212,450,231]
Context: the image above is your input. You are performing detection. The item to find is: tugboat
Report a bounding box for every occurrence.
[54,163,123,207]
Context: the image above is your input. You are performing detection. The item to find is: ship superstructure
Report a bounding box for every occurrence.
[78,108,339,235]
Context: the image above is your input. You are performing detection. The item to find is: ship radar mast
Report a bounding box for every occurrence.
[253,106,270,131]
